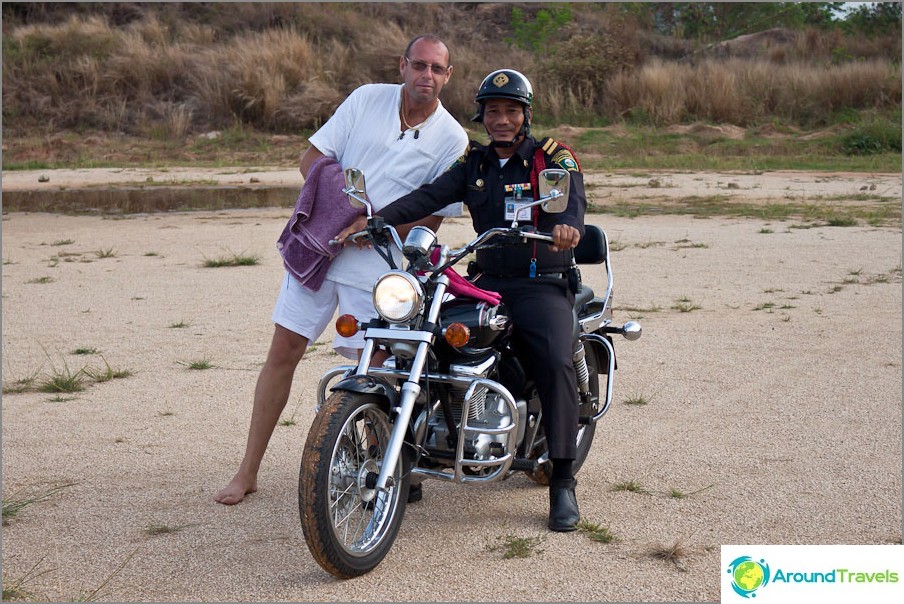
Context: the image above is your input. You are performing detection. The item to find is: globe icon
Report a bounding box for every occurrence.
[733,560,765,592]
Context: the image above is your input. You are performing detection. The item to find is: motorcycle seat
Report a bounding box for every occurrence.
[574,284,595,308]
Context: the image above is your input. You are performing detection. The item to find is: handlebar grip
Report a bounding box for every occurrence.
[519,230,556,244]
[328,230,366,246]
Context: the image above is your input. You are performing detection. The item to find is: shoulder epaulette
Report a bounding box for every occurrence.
[538,136,581,172]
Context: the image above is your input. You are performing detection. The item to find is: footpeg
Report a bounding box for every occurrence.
[510,458,539,472]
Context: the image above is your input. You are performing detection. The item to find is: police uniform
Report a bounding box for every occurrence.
[378,134,586,460]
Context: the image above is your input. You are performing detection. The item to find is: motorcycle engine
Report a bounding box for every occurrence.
[421,354,527,464]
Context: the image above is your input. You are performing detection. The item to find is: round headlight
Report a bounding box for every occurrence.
[373,271,423,323]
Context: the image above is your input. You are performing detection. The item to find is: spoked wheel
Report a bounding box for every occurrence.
[299,391,409,578]
[524,344,601,485]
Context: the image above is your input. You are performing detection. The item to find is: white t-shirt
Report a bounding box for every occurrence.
[308,83,468,291]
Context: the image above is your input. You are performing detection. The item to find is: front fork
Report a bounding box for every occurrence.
[356,276,450,492]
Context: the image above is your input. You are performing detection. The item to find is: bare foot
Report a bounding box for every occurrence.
[215,474,257,505]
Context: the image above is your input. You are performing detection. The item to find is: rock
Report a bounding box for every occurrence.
[38,175,50,183]
[711,28,797,59]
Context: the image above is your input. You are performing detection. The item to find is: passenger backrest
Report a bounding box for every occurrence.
[573,224,607,265]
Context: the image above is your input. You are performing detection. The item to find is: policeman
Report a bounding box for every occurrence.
[337,69,586,532]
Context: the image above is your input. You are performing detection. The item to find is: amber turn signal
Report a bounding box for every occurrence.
[335,314,359,337]
[443,322,470,348]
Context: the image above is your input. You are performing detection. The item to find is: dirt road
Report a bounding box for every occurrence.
[1,170,901,601]
[2,165,900,202]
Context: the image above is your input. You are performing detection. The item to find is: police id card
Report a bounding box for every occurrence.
[503,183,533,222]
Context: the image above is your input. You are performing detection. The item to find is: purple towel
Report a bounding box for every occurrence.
[276,156,364,291]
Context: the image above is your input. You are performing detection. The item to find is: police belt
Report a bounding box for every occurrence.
[475,265,571,280]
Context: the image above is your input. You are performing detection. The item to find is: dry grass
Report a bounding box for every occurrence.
[3,482,76,525]
[2,5,899,136]
[2,557,54,601]
[649,538,692,571]
[606,58,901,126]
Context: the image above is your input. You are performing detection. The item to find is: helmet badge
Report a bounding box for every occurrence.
[492,73,510,87]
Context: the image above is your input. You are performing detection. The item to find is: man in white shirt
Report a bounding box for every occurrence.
[216,34,468,505]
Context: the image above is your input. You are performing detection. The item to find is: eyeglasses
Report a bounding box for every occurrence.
[405,56,449,77]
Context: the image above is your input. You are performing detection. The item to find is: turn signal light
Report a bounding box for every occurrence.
[444,322,470,348]
[336,314,359,337]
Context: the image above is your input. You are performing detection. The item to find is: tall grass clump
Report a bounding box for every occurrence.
[190,28,319,130]
[3,16,120,129]
[606,59,692,125]
[604,58,901,127]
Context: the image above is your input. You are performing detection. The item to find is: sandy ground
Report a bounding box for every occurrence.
[1,170,902,602]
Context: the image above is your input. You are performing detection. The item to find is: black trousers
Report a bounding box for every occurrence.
[475,275,579,460]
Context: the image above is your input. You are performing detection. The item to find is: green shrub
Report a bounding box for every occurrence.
[841,115,902,155]
[507,6,572,52]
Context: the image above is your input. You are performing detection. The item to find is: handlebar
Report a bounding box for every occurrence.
[332,219,559,278]
[433,226,556,275]
[328,219,404,271]
[448,227,554,256]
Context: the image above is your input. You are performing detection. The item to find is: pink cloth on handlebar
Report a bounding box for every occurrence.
[429,248,502,306]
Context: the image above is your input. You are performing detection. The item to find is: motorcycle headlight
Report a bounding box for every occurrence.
[373,271,423,323]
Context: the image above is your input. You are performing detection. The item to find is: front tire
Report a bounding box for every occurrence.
[525,343,601,485]
[299,391,409,578]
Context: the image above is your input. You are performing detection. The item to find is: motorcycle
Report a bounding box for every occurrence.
[299,167,641,578]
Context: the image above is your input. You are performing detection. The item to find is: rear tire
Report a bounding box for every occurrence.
[299,391,409,578]
[524,344,601,484]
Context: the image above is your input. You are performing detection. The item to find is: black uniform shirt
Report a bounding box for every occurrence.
[378,135,586,277]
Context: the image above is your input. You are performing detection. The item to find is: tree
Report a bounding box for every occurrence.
[620,2,842,41]
[841,2,902,35]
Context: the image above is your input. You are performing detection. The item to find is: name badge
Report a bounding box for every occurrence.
[503,183,533,222]
[504,199,534,222]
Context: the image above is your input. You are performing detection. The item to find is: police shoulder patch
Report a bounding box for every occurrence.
[538,137,581,172]
[450,151,468,169]
[550,148,579,172]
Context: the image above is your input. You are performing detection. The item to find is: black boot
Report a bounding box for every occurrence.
[548,478,580,532]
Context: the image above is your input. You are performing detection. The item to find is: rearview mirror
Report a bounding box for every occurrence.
[538,169,570,213]
[343,168,370,212]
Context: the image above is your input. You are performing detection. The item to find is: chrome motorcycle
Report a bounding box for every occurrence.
[299,168,641,578]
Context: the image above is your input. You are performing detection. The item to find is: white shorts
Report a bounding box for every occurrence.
[271,272,375,359]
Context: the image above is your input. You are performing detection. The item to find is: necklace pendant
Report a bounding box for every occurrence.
[414,130,420,140]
